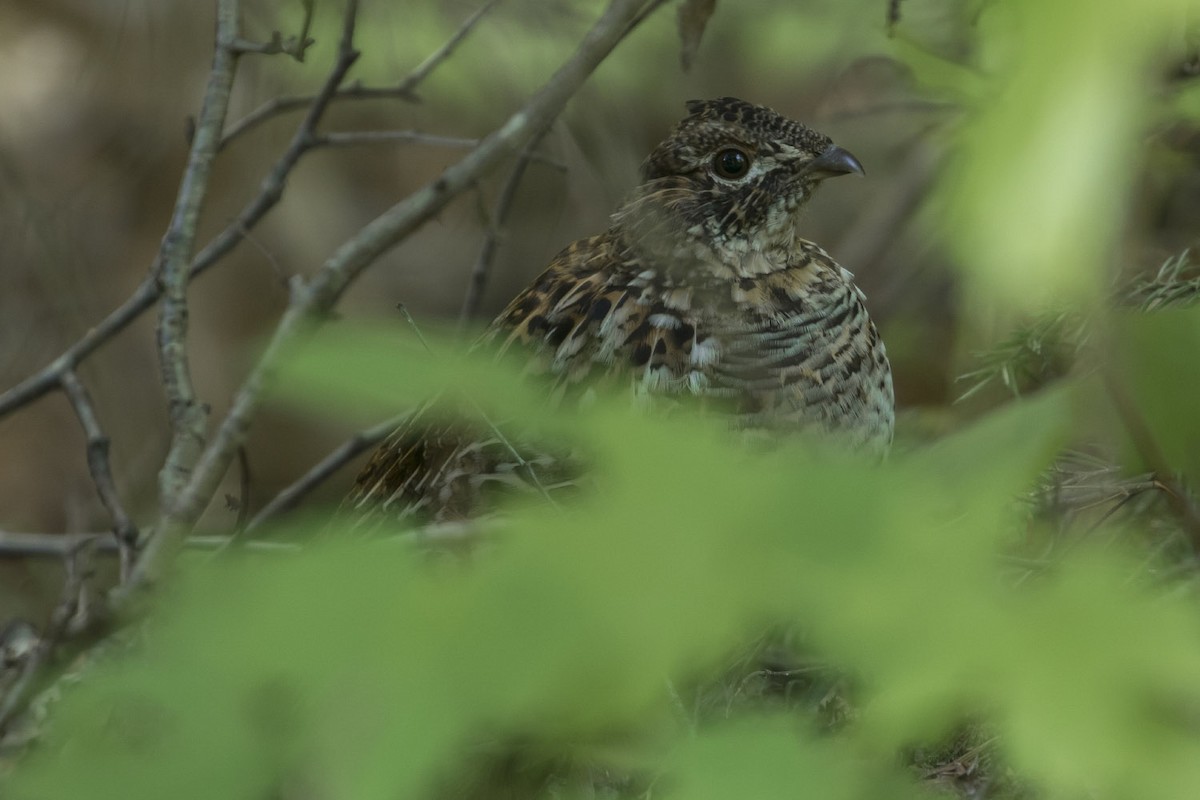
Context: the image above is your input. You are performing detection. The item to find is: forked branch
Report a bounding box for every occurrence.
[116,0,658,599]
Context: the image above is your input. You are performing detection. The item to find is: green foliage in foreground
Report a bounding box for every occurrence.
[8,320,1200,800]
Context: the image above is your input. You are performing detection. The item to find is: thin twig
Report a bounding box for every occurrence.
[395,0,504,97]
[59,370,139,580]
[118,0,371,598]
[228,0,315,61]
[298,0,650,314]
[245,414,409,531]
[396,303,436,354]
[219,85,418,150]
[311,129,565,168]
[316,130,479,148]
[0,525,488,559]
[0,1,515,424]
[0,530,289,558]
[230,35,314,59]
[0,532,107,559]
[0,541,96,734]
[219,0,501,149]
[0,6,366,423]
[233,447,252,531]
[0,33,352,424]
[459,124,553,323]
[119,0,651,599]
[155,0,242,514]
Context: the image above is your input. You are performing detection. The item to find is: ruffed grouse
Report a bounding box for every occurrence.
[346,97,894,524]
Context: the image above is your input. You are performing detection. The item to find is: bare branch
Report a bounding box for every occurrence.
[397,0,504,97]
[156,0,242,514]
[219,84,419,150]
[219,0,500,149]
[294,0,317,61]
[312,130,568,171]
[183,535,299,553]
[59,371,138,579]
[0,541,98,734]
[233,447,252,531]
[0,17,363,423]
[229,33,310,59]
[0,526,473,558]
[316,129,480,148]
[302,0,652,314]
[229,0,315,60]
[460,125,552,323]
[246,414,409,532]
[0,530,290,559]
[0,532,108,559]
[111,1,362,598]
[0,285,151,418]
[120,0,656,598]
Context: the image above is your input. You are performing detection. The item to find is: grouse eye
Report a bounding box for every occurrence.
[712,147,751,179]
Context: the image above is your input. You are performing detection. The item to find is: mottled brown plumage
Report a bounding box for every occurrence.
[346,97,894,524]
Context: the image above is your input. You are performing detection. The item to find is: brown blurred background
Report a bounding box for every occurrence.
[1,0,1193,616]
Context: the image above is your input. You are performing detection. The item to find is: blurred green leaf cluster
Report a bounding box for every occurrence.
[891,0,1196,317]
[6,317,1200,799]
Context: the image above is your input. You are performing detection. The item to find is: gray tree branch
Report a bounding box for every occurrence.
[0,540,97,734]
[120,0,657,598]
[245,413,409,532]
[59,370,138,580]
[0,1,494,421]
[218,0,502,148]
[155,0,242,514]
[460,125,554,324]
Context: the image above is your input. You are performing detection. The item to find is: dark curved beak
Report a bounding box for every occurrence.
[802,145,865,179]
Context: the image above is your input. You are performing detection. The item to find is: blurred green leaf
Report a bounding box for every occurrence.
[13,329,1200,799]
[677,0,717,72]
[779,388,1070,747]
[665,716,929,800]
[1116,307,1200,479]
[1174,80,1200,121]
[890,35,986,102]
[994,553,1200,798]
[274,323,550,429]
[925,0,1193,311]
